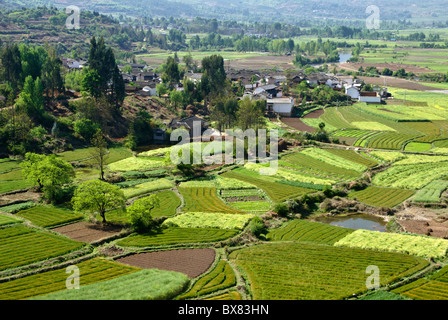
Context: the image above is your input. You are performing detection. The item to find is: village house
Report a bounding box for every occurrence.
[358,91,382,103]
[266,96,294,117]
[168,116,209,138]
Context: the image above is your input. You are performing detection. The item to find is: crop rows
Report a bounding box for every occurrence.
[116,227,239,247]
[178,261,237,299]
[280,153,360,180]
[0,214,22,226]
[0,225,85,271]
[16,206,83,228]
[229,242,428,300]
[108,156,166,172]
[364,132,420,150]
[348,186,415,207]
[334,229,448,259]
[179,187,244,214]
[324,148,378,168]
[162,212,253,230]
[332,129,372,138]
[228,201,271,213]
[266,219,355,245]
[300,148,367,172]
[32,269,189,300]
[392,277,448,300]
[412,180,448,203]
[123,178,174,199]
[219,189,263,198]
[221,169,312,202]
[372,161,448,189]
[0,258,139,300]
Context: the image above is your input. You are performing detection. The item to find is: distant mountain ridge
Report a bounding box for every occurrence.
[2,0,447,24]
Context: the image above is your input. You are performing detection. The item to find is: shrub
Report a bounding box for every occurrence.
[274,203,289,217]
[127,194,159,233]
[249,217,267,237]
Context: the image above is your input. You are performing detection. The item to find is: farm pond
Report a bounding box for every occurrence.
[315,213,387,232]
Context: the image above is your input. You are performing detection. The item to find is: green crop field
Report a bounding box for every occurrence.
[227,201,271,214]
[324,148,379,168]
[221,169,313,202]
[279,152,361,180]
[266,219,355,245]
[0,225,85,271]
[300,148,368,171]
[0,214,22,226]
[16,206,84,228]
[364,132,420,150]
[108,156,167,172]
[123,178,175,199]
[372,160,448,189]
[404,142,433,152]
[334,229,448,259]
[348,186,415,207]
[116,227,239,247]
[392,266,448,300]
[178,260,237,300]
[0,258,139,300]
[162,212,253,230]
[32,269,189,300]
[179,187,244,214]
[229,242,428,300]
[412,180,448,203]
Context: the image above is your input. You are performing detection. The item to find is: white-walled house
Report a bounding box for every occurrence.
[266,97,294,117]
[345,85,360,99]
[358,91,382,103]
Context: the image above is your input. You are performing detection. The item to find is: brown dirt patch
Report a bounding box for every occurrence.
[0,191,40,204]
[398,219,448,238]
[281,117,316,133]
[52,221,123,243]
[395,207,448,238]
[378,108,403,114]
[229,55,295,71]
[304,109,324,118]
[116,248,216,278]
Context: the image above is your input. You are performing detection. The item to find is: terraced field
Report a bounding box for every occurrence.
[221,169,312,202]
[179,187,244,214]
[16,206,84,228]
[116,227,239,247]
[266,219,355,245]
[412,180,448,203]
[0,258,139,300]
[178,260,237,300]
[229,242,428,300]
[0,225,85,271]
[348,186,415,207]
[0,214,22,226]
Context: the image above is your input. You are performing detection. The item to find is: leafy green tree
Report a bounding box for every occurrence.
[41,45,63,99]
[81,69,102,98]
[73,118,101,142]
[162,56,180,88]
[90,129,108,181]
[21,153,75,202]
[127,194,160,233]
[15,76,44,122]
[1,43,22,90]
[72,179,126,223]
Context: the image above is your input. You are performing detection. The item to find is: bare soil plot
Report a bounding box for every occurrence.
[395,207,448,238]
[229,55,295,70]
[51,221,123,243]
[398,220,448,238]
[281,117,316,133]
[304,109,324,118]
[116,248,216,278]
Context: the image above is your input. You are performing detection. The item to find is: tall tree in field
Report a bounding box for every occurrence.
[162,56,180,89]
[72,179,126,224]
[90,129,108,181]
